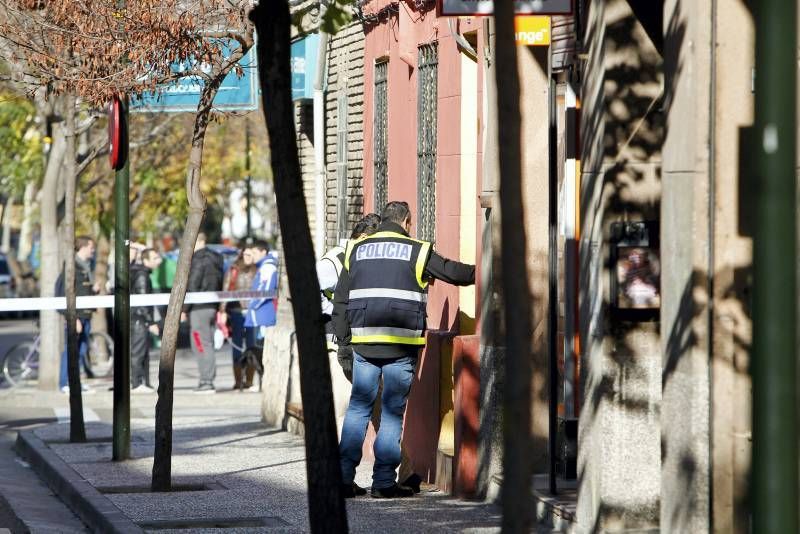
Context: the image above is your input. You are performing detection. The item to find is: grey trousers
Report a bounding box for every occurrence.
[189,308,217,384]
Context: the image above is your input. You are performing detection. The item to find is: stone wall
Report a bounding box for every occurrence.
[661,1,754,531]
[576,0,663,530]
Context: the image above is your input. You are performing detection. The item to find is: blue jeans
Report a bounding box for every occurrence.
[339,352,415,489]
[59,317,92,388]
[229,310,246,364]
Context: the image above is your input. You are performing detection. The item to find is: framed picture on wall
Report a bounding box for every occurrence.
[610,221,660,320]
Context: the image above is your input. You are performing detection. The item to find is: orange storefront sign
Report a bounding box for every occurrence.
[514,15,551,46]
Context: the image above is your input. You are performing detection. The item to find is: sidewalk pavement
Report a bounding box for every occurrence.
[17,408,504,533]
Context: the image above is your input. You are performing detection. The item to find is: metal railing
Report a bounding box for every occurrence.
[373,61,389,212]
[417,43,438,243]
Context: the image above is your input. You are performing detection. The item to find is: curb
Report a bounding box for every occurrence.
[15,430,144,534]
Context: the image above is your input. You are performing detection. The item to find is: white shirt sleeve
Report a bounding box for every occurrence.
[316,257,339,315]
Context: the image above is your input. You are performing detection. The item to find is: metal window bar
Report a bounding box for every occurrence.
[336,92,349,241]
[374,61,389,212]
[417,43,438,243]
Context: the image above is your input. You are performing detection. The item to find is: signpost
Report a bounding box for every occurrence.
[131,42,259,113]
[440,0,571,16]
[108,95,131,461]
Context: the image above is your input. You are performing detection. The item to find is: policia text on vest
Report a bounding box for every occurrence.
[332,220,475,360]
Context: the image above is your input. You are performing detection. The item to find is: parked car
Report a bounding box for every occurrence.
[0,254,15,299]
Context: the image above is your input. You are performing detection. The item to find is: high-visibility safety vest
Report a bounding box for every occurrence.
[344,231,432,345]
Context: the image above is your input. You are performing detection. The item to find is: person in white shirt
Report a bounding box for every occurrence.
[316,213,381,378]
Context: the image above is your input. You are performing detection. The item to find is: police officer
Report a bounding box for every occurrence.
[332,200,475,498]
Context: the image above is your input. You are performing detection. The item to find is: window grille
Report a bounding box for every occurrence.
[336,92,349,241]
[417,43,438,243]
[373,61,389,213]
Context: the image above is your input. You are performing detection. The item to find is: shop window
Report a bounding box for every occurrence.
[374,61,389,212]
[417,43,438,242]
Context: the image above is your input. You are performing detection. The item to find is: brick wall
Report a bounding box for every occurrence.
[324,19,366,248]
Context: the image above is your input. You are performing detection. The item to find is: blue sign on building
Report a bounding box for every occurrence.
[291,33,320,100]
[131,39,259,113]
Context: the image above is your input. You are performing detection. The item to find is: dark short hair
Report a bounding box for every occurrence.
[250,239,269,253]
[141,248,159,262]
[381,201,410,225]
[75,235,94,252]
[350,213,381,238]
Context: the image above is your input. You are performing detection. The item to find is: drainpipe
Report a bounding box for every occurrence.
[313,5,330,257]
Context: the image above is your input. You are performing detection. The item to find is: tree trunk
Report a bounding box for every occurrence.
[151,75,227,492]
[251,3,348,532]
[494,2,533,532]
[63,95,86,442]
[38,101,67,391]
[17,180,37,265]
[1,196,12,254]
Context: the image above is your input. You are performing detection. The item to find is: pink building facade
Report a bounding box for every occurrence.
[359,0,485,494]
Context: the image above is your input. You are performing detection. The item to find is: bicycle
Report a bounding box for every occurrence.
[2,335,40,387]
[2,330,114,387]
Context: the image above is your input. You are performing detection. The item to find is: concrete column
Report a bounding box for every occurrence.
[477,19,505,499]
[576,0,663,530]
[660,2,713,531]
[518,45,552,476]
[660,0,713,530]
[477,20,551,498]
[662,0,755,532]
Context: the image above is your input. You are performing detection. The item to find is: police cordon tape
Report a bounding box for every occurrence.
[0,290,277,312]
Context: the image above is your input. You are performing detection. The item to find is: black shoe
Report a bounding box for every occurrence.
[341,482,367,498]
[370,483,414,499]
[402,473,422,494]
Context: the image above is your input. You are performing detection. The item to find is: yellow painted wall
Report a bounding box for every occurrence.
[459,51,479,333]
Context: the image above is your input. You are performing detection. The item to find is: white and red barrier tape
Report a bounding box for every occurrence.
[0,290,276,312]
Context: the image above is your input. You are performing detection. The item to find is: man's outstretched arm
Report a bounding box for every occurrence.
[425,251,475,286]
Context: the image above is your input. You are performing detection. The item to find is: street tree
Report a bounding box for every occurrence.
[0,0,253,460]
[250,1,349,531]
[0,87,44,284]
[494,2,533,533]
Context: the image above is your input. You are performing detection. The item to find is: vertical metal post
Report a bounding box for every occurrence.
[245,117,252,239]
[112,96,131,461]
[751,0,797,531]
[547,52,558,495]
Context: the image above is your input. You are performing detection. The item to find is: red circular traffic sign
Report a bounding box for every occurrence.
[108,97,126,170]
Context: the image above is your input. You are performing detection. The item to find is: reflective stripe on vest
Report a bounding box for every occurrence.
[349,288,428,302]
[350,327,427,346]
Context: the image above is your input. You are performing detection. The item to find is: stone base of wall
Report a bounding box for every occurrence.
[260,322,353,437]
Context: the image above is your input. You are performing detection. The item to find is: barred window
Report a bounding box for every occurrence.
[336,92,349,241]
[417,43,437,243]
[373,61,389,213]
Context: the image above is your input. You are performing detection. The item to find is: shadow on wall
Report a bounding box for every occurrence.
[576,0,668,531]
[661,265,752,529]
[577,0,754,531]
[474,251,549,497]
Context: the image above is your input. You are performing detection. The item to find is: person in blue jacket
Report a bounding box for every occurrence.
[243,240,278,391]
